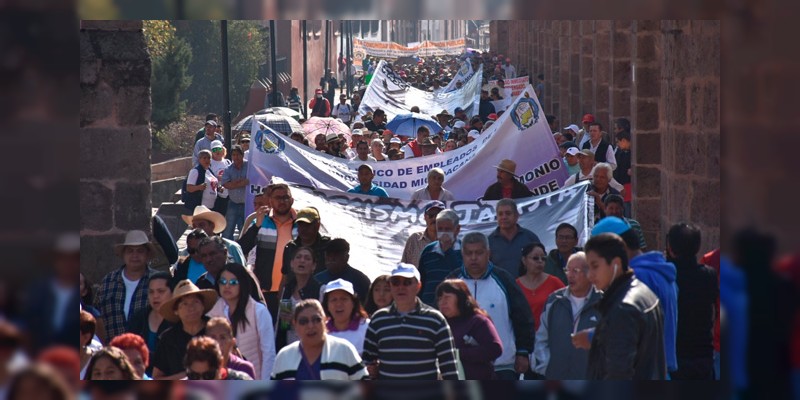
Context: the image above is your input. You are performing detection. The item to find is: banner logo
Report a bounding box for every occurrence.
[510,95,540,130]
[254,129,285,154]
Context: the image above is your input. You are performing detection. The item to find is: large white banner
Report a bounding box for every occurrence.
[487,76,530,98]
[248,182,592,281]
[356,60,482,122]
[246,83,568,205]
[353,38,466,61]
[442,60,475,93]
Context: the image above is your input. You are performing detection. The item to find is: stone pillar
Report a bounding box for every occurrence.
[80,21,152,284]
[569,21,581,124]
[580,20,595,116]
[610,20,633,130]
[594,21,612,133]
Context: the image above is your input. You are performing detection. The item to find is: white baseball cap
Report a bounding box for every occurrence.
[391,263,420,281]
[323,279,355,296]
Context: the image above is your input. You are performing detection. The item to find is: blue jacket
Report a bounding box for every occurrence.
[630,251,679,372]
[720,255,748,389]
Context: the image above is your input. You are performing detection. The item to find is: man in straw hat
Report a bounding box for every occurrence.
[182,205,245,266]
[96,230,158,341]
[151,279,218,380]
[481,159,535,200]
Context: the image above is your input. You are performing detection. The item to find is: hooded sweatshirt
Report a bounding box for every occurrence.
[720,255,748,389]
[629,251,679,372]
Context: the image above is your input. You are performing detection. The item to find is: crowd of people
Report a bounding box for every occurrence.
[63,49,722,384]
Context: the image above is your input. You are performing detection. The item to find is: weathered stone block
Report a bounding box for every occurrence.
[635,166,661,197]
[613,32,631,58]
[637,20,660,32]
[675,133,708,176]
[596,85,610,110]
[707,134,720,179]
[114,181,152,231]
[97,60,152,88]
[613,60,631,88]
[635,133,662,164]
[80,182,113,232]
[80,82,114,126]
[637,34,658,64]
[80,31,96,62]
[636,66,661,98]
[635,101,659,131]
[582,37,593,54]
[703,82,719,129]
[115,86,152,126]
[635,198,661,235]
[612,89,631,116]
[81,232,127,284]
[595,20,612,32]
[581,20,594,34]
[80,127,152,180]
[80,60,100,85]
[614,20,633,32]
[691,180,720,227]
[93,31,149,61]
[667,83,687,126]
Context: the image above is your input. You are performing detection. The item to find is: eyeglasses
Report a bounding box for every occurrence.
[219,278,239,286]
[297,315,323,326]
[527,256,547,262]
[187,370,217,380]
[389,277,415,287]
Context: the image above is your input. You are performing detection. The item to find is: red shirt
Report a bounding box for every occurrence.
[516,275,566,332]
[502,185,513,199]
[700,249,721,353]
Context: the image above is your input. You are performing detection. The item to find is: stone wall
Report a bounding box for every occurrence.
[80,21,152,284]
[491,20,720,252]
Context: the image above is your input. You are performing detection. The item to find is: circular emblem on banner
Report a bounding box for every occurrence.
[254,128,285,154]
[510,94,540,131]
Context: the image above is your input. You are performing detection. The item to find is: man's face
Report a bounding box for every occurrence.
[565,258,591,294]
[324,251,348,270]
[205,124,215,137]
[356,142,369,158]
[191,218,215,236]
[589,125,602,142]
[480,91,489,100]
[357,168,374,187]
[269,188,294,215]
[232,151,244,167]
[199,244,227,274]
[587,250,618,291]
[605,202,624,219]
[496,204,519,230]
[462,242,490,278]
[617,137,631,151]
[122,246,149,269]
[340,97,347,104]
[473,120,483,131]
[417,129,430,142]
[315,136,327,150]
[296,221,320,240]
[373,114,384,124]
[565,153,578,166]
[555,228,578,254]
[592,169,610,191]
[389,277,420,305]
[496,169,513,184]
[253,194,269,209]
[578,154,595,170]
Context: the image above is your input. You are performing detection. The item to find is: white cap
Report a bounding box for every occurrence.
[391,263,420,281]
[453,120,466,129]
[210,140,224,149]
[351,128,363,136]
[564,124,580,134]
[389,137,402,144]
[205,120,218,126]
[468,130,480,139]
[323,279,355,295]
[565,147,580,156]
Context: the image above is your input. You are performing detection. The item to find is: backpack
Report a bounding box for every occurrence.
[181,165,206,211]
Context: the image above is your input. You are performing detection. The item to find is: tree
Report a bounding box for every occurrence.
[227,21,267,114]
[150,35,193,128]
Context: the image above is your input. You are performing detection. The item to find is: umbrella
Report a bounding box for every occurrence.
[302,117,351,144]
[255,107,302,121]
[233,113,303,136]
[385,112,443,138]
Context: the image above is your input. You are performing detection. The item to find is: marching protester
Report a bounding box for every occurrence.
[410,168,455,202]
[281,207,331,277]
[482,159,534,200]
[314,238,371,301]
[321,279,370,354]
[488,199,542,276]
[515,243,565,336]
[418,209,463,306]
[309,88,331,117]
[347,164,389,198]
[220,145,249,240]
[184,336,252,380]
[125,271,175,377]
[544,223,581,284]
[401,201,445,268]
[192,120,223,166]
[205,317,256,379]
[108,333,150,380]
[370,138,388,161]
[183,205,246,265]
[278,246,322,349]
[364,275,393,316]
[331,94,353,125]
[85,347,140,380]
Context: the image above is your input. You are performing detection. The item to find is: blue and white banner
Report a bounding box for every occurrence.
[248,182,593,281]
[442,60,475,93]
[246,84,569,205]
[356,60,482,122]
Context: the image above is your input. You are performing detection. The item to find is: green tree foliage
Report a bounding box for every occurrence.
[143,20,176,59]
[150,35,193,129]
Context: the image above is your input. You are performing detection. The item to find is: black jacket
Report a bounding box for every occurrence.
[672,256,718,360]
[482,180,534,200]
[479,98,496,122]
[588,271,667,380]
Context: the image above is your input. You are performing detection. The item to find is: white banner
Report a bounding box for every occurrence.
[487,76,530,98]
[356,60,482,122]
[246,83,568,204]
[246,182,592,281]
[442,60,475,93]
[353,38,466,61]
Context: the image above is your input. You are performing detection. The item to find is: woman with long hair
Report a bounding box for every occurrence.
[85,347,140,380]
[363,275,392,316]
[436,279,503,379]
[126,271,175,378]
[278,247,321,349]
[321,279,370,354]
[516,243,565,334]
[207,263,276,380]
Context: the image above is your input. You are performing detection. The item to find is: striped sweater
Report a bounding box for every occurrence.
[362,299,461,380]
[271,334,367,380]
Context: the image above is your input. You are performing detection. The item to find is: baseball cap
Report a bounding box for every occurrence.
[591,216,632,236]
[295,207,320,224]
[564,124,580,134]
[389,137,402,144]
[325,133,339,143]
[565,147,580,156]
[205,120,218,126]
[315,88,322,94]
[323,279,354,295]
[454,107,464,114]
[582,114,595,124]
[578,149,595,158]
[468,130,480,139]
[357,164,374,173]
[423,200,446,213]
[351,128,363,136]
[487,113,498,121]
[391,263,420,281]
[453,120,466,129]
[210,140,223,150]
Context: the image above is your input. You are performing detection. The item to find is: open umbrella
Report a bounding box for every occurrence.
[302,117,351,144]
[255,107,302,121]
[233,112,303,136]
[385,112,443,138]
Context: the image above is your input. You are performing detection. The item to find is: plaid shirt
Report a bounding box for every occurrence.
[97,266,154,340]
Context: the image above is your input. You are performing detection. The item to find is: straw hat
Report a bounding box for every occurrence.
[181,206,227,234]
[113,230,157,257]
[495,159,518,176]
[158,280,218,323]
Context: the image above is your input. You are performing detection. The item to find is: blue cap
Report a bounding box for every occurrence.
[454,107,464,114]
[591,216,631,236]
[391,263,420,281]
[423,200,446,213]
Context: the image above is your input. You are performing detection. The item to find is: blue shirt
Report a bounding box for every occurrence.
[418,240,463,306]
[187,258,206,284]
[488,225,542,277]
[222,161,248,204]
[347,184,389,198]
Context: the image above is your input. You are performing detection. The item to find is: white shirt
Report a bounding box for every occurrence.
[502,64,517,79]
[219,301,277,379]
[328,319,369,354]
[187,167,219,209]
[332,103,353,124]
[564,171,625,192]
[121,271,140,320]
[586,139,618,170]
[52,281,73,330]
[567,292,588,321]
[210,158,232,198]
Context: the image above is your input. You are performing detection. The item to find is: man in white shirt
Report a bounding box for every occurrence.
[502,58,517,79]
[331,94,353,125]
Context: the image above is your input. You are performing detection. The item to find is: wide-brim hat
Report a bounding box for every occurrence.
[159,279,218,323]
[181,205,227,234]
[495,159,517,176]
[113,230,157,257]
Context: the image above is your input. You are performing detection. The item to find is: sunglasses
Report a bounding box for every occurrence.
[297,315,323,326]
[187,370,217,380]
[211,148,224,152]
[219,278,239,286]
[389,277,415,287]
[527,256,547,262]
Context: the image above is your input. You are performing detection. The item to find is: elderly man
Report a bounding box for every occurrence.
[401,201,445,269]
[195,236,230,290]
[447,232,535,380]
[182,206,246,266]
[314,238,371,301]
[347,164,389,198]
[544,223,582,284]
[482,159,534,200]
[97,230,157,341]
[581,122,617,170]
[532,252,601,379]
[417,208,463,306]
[238,182,297,317]
[582,233,666,380]
[362,263,461,380]
[173,229,210,284]
[588,163,621,222]
[488,198,542,276]
[282,207,332,277]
